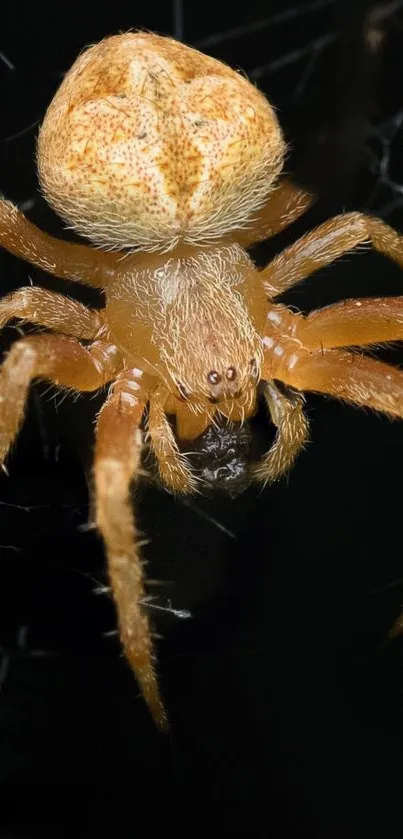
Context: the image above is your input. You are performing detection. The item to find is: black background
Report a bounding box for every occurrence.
[1,1,403,836]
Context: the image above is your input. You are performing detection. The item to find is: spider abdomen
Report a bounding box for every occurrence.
[37,33,285,252]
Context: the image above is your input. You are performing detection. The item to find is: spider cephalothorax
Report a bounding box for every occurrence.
[2,32,403,729]
[105,242,264,433]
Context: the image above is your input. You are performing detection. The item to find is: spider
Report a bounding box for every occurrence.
[2,32,403,731]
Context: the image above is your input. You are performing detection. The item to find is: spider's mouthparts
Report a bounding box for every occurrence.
[176,405,273,498]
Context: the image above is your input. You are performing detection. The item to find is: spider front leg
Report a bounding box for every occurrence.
[0,333,121,464]
[264,339,403,419]
[262,212,403,296]
[94,370,168,730]
[254,381,309,483]
[260,289,403,418]
[260,295,403,418]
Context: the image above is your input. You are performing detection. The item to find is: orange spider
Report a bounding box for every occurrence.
[1,32,403,730]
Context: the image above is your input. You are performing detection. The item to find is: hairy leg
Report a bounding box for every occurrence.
[94,369,168,730]
[0,198,117,288]
[254,381,309,483]
[235,179,312,248]
[261,212,403,296]
[0,333,121,462]
[147,385,196,493]
[295,296,403,350]
[261,296,403,358]
[0,286,104,339]
[266,346,403,418]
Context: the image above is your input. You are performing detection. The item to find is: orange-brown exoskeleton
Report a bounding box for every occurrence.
[2,32,403,729]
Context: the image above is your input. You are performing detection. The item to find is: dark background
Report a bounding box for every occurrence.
[1,1,403,836]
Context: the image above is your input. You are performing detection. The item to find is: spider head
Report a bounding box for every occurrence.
[174,360,259,404]
[164,321,263,414]
[37,32,285,252]
[147,244,265,414]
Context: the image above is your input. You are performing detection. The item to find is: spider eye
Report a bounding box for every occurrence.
[177,382,189,399]
[249,358,259,379]
[207,370,222,385]
[226,366,237,381]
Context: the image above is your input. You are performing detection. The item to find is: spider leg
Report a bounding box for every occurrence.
[0,333,121,463]
[0,197,117,287]
[254,381,309,483]
[265,345,403,418]
[295,296,403,350]
[261,212,403,297]
[147,385,196,493]
[235,179,312,248]
[94,369,168,730]
[0,286,104,339]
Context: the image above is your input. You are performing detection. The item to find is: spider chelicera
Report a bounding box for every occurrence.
[1,32,403,729]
